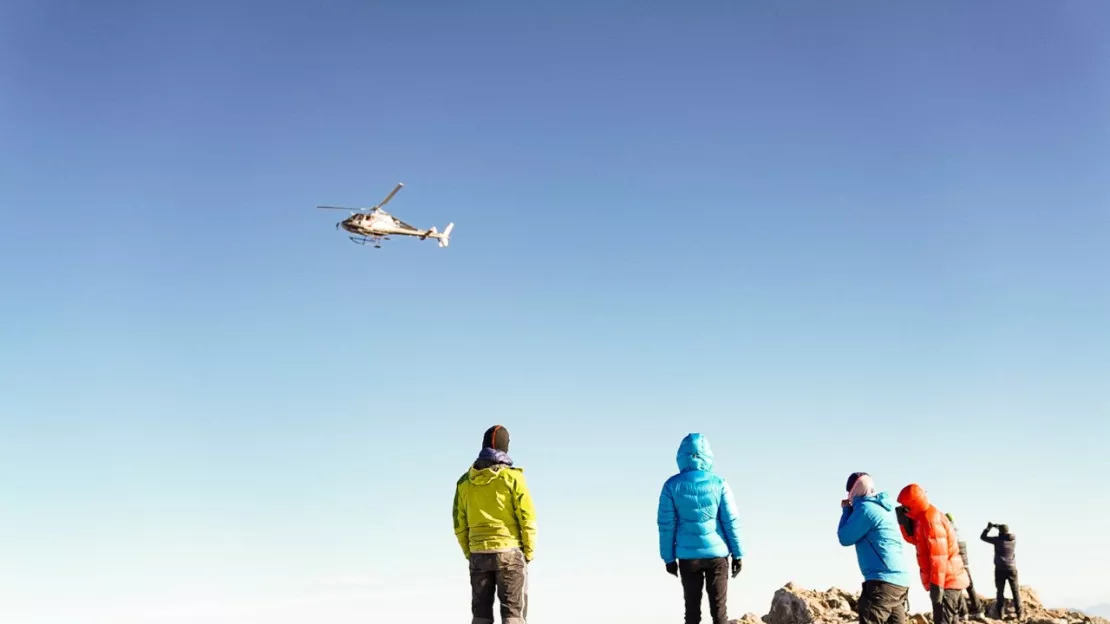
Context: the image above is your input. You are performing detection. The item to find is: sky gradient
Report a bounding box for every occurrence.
[2,1,1108,622]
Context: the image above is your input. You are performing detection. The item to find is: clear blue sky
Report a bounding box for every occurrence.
[2,1,1108,622]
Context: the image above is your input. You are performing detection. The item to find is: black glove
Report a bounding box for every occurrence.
[930,584,942,606]
[666,561,679,577]
[731,558,742,578]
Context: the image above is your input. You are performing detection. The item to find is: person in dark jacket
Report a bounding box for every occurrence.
[837,472,912,624]
[981,523,1022,620]
[945,513,987,622]
[657,433,744,624]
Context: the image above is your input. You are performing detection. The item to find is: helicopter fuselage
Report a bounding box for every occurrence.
[340,213,427,239]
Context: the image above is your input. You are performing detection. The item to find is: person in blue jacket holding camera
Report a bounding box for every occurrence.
[838,472,913,624]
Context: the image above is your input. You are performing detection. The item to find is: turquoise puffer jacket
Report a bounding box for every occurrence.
[657,434,745,563]
[837,491,911,587]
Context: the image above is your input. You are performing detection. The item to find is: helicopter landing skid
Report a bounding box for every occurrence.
[348,235,389,249]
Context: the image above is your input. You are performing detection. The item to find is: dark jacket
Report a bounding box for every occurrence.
[945,514,970,567]
[980,528,1016,570]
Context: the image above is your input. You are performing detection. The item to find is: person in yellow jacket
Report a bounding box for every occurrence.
[453,425,537,624]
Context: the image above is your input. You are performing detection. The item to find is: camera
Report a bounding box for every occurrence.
[896,505,915,537]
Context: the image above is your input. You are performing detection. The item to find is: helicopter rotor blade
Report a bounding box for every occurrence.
[317,205,361,211]
[374,183,404,209]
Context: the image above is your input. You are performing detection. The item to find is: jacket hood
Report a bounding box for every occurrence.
[468,463,515,486]
[897,483,930,515]
[857,490,896,511]
[677,433,714,472]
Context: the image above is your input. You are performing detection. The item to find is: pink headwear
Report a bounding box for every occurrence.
[849,473,877,500]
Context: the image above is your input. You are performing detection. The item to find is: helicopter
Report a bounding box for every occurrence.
[317,182,454,249]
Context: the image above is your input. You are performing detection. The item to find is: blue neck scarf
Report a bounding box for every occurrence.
[476,447,514,466]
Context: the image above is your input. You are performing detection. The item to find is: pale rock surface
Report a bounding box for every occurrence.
[760,582,859,624]
[734,583,1109,624]
[734,613,764,624]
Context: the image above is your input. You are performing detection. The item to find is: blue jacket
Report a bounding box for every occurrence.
[657,434,744,563]
[837,491,911,587]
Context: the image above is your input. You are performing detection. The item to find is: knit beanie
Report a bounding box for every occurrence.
[846,471,869,493]
[482,425,510,452]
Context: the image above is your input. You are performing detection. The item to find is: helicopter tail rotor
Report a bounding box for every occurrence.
[438,222,454,248]
[425,223,454,248]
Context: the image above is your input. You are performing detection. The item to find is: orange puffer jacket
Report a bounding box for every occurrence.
[896,484,970,592]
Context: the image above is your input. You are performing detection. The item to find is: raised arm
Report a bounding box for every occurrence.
[980,524,997,544]
[838,503,872,546]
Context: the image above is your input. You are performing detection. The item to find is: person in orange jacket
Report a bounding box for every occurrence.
[895,484,970,624]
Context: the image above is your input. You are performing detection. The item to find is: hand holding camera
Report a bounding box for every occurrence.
[895,505,915,537]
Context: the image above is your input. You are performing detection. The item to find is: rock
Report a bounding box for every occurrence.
[757,582,1108,624]
[973,584,1110,624]
[762,583,859,624]
[981,585,1045,619]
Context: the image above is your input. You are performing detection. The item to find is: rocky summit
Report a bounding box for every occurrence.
[727,583,1110,624]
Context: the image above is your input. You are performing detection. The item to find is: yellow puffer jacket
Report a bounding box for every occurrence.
[453,463,537,561]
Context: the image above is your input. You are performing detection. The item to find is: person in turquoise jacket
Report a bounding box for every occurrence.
[838,472,912,624]
[657,433,744,624]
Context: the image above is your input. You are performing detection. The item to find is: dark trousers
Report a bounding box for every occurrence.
[679,557,729,624]
[994,567,1022,618]
[469,550,528,624]
[967,568,985,612]
[933,589,964,624]
[858,580,909,624]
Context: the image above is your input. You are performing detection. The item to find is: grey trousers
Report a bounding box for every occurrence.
[858,580,909,624]
[470,549,528,624]
[933,589,965,624]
